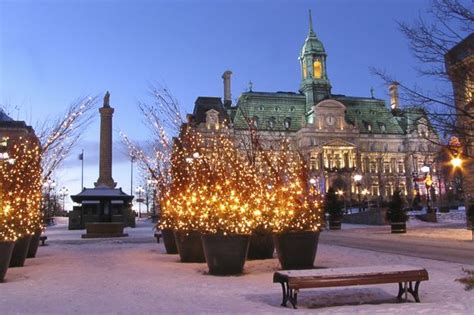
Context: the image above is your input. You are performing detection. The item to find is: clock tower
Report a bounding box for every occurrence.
[299,10,331,112]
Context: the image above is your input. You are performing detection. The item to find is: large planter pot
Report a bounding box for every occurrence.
[391,222,407,234]
[201,234,250,275]
[273,231,320,270]
[162,228,178,254]
[247,233,274,260]
[27,229,42,258]
[0,241,15,282]
[329,219,342,230]
[174,231,205,263]
[9,234,33,268]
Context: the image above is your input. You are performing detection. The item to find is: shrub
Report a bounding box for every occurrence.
[387,190,408,223]
[324,187,344,221]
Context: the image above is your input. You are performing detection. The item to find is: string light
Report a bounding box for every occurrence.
[160,124,324,235]
[0,135,43,241]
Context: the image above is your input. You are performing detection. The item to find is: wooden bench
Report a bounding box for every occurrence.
[273,265,429,309]
[40,235,48,246]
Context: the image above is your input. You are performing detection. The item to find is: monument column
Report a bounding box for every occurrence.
[95,91,116,188]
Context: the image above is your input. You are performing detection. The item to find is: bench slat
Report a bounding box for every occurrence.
[274,265,428,290]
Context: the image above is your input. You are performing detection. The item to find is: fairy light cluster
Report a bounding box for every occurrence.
[0,135,43,241]
[161,124,324,235]
[261,140,323,233]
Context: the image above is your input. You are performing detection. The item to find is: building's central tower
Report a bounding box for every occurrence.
[299,10,331,110]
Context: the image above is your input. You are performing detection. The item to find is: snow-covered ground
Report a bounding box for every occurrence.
[1,218,473,314]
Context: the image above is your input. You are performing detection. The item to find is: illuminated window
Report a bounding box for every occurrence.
[284,117,291,130]
[313,59,322,79]
[303,63,308,79]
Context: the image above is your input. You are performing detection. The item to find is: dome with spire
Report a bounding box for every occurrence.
[300,10,326,57]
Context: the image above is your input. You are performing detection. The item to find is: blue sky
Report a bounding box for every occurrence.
[0,0,436,210]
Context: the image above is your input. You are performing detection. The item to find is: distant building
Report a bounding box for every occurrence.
[445,33,474,201]
[187,12,440,203]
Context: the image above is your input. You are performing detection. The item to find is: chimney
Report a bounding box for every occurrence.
[222,70,232,107]
[389,82,399,110]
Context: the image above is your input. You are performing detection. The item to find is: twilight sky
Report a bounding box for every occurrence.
[0,0,437,210]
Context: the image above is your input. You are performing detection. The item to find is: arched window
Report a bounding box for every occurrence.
[303,63,308,79]
[268,117,276,129]
[252,116,259,128]
[313,59,322,79]
[284,117,291,130]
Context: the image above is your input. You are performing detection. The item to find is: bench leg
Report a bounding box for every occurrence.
[280,282,288,307]
[397,281,421,303]
[279,282,298,309]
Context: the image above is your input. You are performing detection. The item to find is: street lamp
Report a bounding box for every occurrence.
[59,186,69,212]
[135,186,145,218]
[354,174,362,210]
[43,178,56,225]
[147,177,158,221]
[421,166,433,214]
[451,157,463,168]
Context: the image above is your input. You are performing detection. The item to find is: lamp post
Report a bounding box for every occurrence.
[59,186,69,212]
[361,188,369,211]
[147,177,158,221]
[43,178,56,225]
[135,185,145,219]
[354,174,362,211]
[421,165,433,215]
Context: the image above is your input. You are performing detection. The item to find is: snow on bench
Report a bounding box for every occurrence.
[273,264,429,309]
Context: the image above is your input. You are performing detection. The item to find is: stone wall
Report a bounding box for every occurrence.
[342,208,389,225]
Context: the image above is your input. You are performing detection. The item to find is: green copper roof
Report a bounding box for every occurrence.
[230,92,406,135]
[334,95,405,134]
[301,10,326,56]
[232,91,306,132]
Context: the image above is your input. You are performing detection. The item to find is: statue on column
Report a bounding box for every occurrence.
[103,91,110,107]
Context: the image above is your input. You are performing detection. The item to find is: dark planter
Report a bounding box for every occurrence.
[9,234,32,268]
[391,222,407,234]
[162,228,178,254]
[329,219,342,230]
[0,241,15,282]
[273,231,320,270]
[201,234,250,275]
[174,231,205,263]
[27,229,42,258]
[247,233,274,260]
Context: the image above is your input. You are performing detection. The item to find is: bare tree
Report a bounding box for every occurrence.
[121,84,184,211]
[37,96,98,181]
[372,0,473,155]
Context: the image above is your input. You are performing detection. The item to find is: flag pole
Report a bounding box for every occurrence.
[81,149,84,190]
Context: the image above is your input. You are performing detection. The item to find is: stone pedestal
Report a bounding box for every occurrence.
[81,223,128,239]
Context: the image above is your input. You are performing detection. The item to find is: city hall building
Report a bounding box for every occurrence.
[187,13,440,203]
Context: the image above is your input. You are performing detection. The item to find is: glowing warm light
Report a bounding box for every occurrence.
[353,174,362,182]
[451,157,462,168]
[159,124,323,235]
[420,165,430,173]
[0,136,43,242]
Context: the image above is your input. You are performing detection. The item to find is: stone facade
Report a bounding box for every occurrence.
[445,34,474,202]
[188,13,441,204]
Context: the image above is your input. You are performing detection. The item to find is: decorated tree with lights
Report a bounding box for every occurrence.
[161,124,266,236]
[265,139,323,234]
[0,135,42,242]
